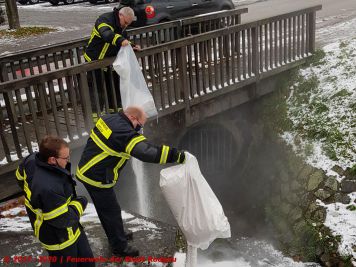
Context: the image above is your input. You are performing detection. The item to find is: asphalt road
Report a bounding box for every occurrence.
[1,0,356,55]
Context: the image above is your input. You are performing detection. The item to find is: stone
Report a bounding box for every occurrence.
[307,170,325,191]
[293,221,308,235]
[288,192,300,204]
[335,193,351,204]
[290,180,302,192]
[305,202,319,219]
[324,176,339,191]
[298,165,314,183]
[279,169,290,182]
[281,202,292,216]
[314,189,332,201]
[313,208,327,222]
[281,183,291,196]
[331,165,344,176]
[289,207,303,221]
[340,180,356,193]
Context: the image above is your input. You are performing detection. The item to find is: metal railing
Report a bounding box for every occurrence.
[0,8,248,82]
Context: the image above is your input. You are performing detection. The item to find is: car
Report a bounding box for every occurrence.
[17,0,40,4]
[88,0,234,27]
[130,0,235,27]
[88,0,116,4]
[48,0,77,5]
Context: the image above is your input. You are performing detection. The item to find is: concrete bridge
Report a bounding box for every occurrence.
[0,5,321,200]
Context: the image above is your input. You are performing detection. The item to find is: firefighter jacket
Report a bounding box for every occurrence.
[16,153,86,251]
[84,10,128,62]
[76,112,183,189]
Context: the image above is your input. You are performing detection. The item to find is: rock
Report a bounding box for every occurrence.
[289,207,303,221]
[298,165,314,183]
[314,189,332,201]
[307,170,325,191]
[331,165,345,176]
[324,176,339,191]
[340,180,356,193]
[320,253,331,265]
[281,183,291,196]
[335,193,351,204]
[281,202,292,215]
[313,208,327,222]
[279,169,290,182]
[290,180,302,192]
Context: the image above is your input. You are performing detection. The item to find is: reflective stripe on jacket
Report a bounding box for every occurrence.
[76,112,180,189]
[16,154,84,251]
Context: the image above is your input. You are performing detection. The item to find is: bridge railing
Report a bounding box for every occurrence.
[0,8,247,82]
[0,5,321,174]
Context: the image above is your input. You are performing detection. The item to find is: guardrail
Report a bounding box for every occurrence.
[0,5,321,175]
[0,8,248,82]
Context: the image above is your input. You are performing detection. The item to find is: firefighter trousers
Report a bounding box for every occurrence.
[84,184,127,252]
[47,230,94,267]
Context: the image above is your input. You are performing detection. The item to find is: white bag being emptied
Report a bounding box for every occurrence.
[160,152,231,250]
[112,45,158,118]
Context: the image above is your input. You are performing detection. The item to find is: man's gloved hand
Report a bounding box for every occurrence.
[75,196,88,211]
[171,148,186,164]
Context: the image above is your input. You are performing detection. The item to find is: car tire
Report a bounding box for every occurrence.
[49,0,59,5]
[18,0,28,4]
[64,0,74,4]
[29,0,39,4]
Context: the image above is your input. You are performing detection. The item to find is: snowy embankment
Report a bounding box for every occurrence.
[282,38,356,261]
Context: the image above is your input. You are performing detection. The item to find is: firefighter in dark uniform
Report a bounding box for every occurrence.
[16,136,94,267]
[76,106,186,256]
[84,6,140,112]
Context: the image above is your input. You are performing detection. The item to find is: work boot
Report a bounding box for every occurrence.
[112,245,139,257]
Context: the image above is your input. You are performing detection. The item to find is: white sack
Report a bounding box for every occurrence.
[113,46,158,118]
[160,152,231,250]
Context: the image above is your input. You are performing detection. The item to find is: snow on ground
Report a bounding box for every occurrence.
[173,239,321,267]
[318,192,356,261]
[0,203,137,232]
[282,36,356,261]
[17,1,115,11]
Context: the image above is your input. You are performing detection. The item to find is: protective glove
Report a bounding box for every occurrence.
[74,196,88,212]
[171,148,186,164]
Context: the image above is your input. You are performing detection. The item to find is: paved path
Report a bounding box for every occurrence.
[1,0,356,55]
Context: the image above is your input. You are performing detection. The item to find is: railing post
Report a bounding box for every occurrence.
[78,71,94,133]
[178,46,191,125]
[251,25,259,99]
[308,11,316,54]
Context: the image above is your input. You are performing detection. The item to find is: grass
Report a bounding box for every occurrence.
[285,42,356,169]
[0,26,55,38]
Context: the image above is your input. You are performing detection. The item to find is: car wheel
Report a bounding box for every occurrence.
[29,0,39,4]
[64,0,74,4]
[18,0,28,4]
[49,0,59,5]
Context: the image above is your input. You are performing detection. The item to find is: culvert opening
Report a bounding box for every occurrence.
[178,121,275,238]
